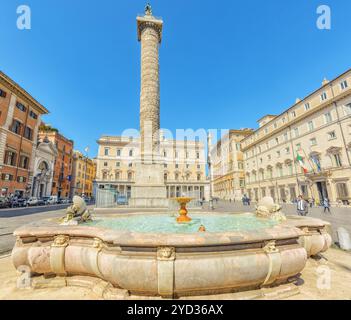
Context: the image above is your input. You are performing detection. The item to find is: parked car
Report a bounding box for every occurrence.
[27,197,39,206]
[10,198,27,208]
[37,198,46,206]
[0,197,11,208]
[41,197,51,205]
[17,198,28,207]
[47,196,58,205]
[117,195,129,205]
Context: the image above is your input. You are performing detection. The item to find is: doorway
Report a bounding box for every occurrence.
[316,181,328,203]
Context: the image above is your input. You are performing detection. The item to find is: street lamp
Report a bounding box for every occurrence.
[207,132,214,210]
[82,147,89,197]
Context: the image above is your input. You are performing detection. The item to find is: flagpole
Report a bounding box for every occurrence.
[301,148,317,204]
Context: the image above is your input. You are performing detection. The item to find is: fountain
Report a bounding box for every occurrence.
[11,196,332,299]
[173,197,193,223]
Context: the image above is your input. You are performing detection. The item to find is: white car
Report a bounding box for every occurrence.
[47,196,58,205]
[27,197,39,206]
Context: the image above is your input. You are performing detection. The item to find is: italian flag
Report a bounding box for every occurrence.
[296,153,308,174]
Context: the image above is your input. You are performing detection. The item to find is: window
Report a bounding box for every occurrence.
[197,164,201,169]
[164,173,168,181]
[117,149,121,156]
[115,172,120,180]
[29,111,38,119]
[104,148,109,156]
[10,120,22,134]
[175,151,178,158]
[310,138,317,146]
[129,149,133,157]
[19,156,29,169]
[285,147,290,154]
[327,131,337,140]
[16,102,26,112]
[304,103,310,111]
[288,163,293,175]
[197,174,201,181]
[320,92,328,101]
[340,80,348,90]
[196,152,200,159]
[336,183,349,198]
[274,123,277,129]
[275,137,279,145]
[175,173,179,181]
[17,176,27,183]
[324,112,332,123]
[276,151,281,158]
[264,128,268,134]
[104,162,108,167]
[128,163,133,168]
[163,151,167,157]
[294,127,299,137]
[24,127,32,140]
[284,133,288,141]
[175,164,179,169]
[164,163,168,168]
[333,154,342,167]
[267,154,271,160]
[291,111,296,118]
[308,121,314,132]
[0,89,7,98]
[4,151,17,166]
[116,162,120,167]
[296,143,301,150]
[1,173,14,181]
[344,103,351,115]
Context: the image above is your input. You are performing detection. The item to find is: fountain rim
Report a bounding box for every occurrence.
[12,212,314,247]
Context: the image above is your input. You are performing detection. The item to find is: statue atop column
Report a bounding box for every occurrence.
[145,3,152,16]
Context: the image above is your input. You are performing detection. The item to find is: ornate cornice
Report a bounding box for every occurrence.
[0,71,49,115]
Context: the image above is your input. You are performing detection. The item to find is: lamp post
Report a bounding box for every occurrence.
[82,147,89,197]
[207,132,214,210]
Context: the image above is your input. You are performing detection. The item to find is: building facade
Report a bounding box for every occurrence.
[31,137,57,198]
[242,69,351,205]
[211,129,253,201]
[95,135,208,200]
[0,71,49,197]
[38,124,74,199]
[71,150,96,198]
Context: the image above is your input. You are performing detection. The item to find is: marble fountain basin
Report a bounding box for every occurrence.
[11,213,331,298]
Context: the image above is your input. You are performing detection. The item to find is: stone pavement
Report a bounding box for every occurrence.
[0,207,72,255]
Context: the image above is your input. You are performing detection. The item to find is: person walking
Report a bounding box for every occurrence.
[323,197,331,214]
[297,195,308,216]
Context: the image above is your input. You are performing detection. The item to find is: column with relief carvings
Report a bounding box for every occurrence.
[137,5,163,163]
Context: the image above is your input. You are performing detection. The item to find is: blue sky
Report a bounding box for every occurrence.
[0,0,350,156]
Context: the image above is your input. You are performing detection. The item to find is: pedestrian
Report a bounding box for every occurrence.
[297,195,308,216]
[247,197,251,206]
[323,197,331,214]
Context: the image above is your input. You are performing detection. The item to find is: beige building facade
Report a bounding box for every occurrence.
[242,69,351,205]
[95,135,207,200]
[71,150,96,198]
[211,129,253,201]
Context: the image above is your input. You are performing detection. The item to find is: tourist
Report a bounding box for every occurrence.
[297,195,308,216]
[323,197,331,214]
